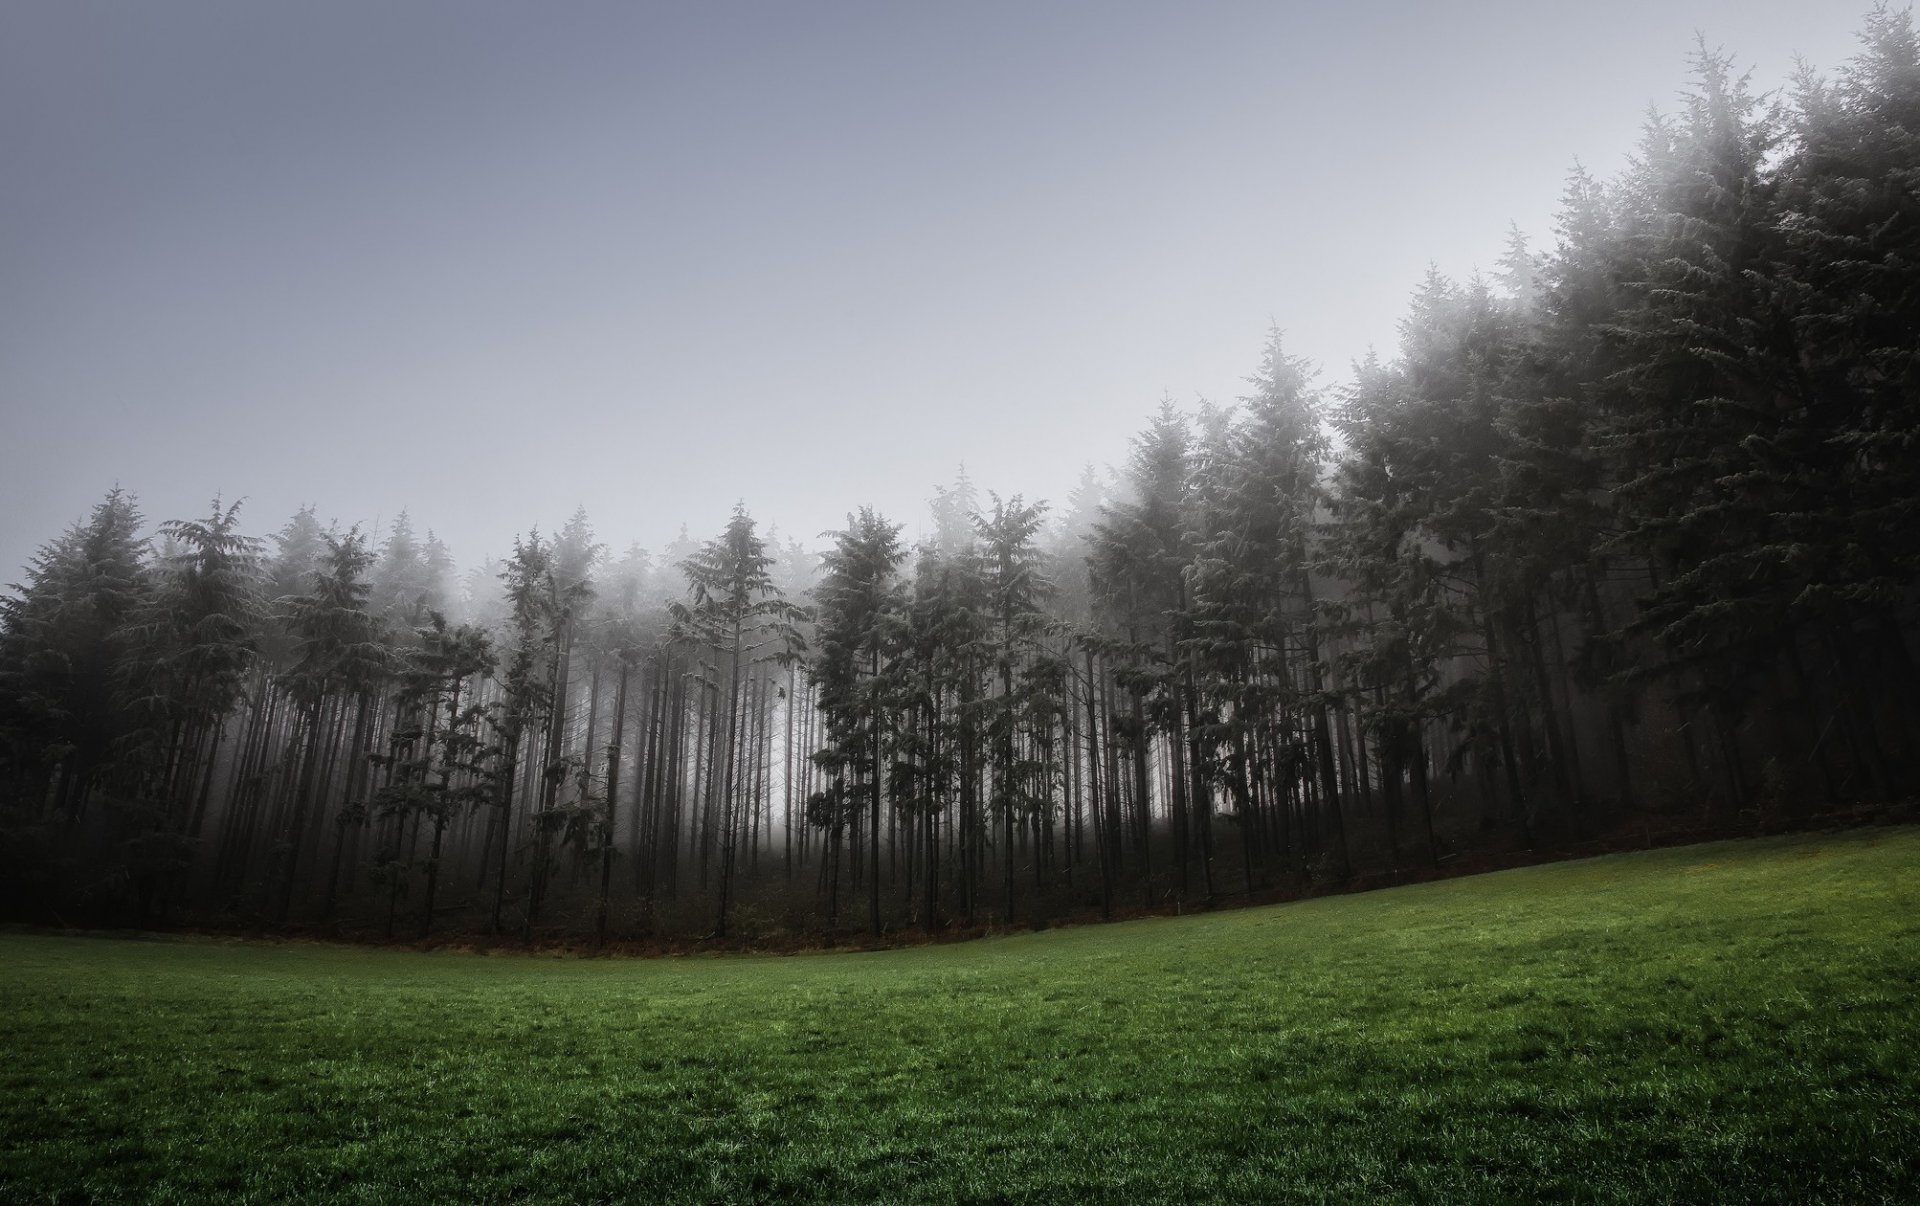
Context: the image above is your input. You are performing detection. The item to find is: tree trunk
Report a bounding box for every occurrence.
[597,654,631,948]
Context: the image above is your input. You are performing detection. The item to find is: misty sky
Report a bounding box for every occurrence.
[0,1,1869,581]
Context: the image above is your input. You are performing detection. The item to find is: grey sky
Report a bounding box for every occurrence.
[0,1,1868,580]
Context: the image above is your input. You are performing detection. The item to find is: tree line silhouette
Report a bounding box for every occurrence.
[4,14,1917,941]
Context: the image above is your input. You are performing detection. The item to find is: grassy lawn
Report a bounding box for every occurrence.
[2,828,1916,1203]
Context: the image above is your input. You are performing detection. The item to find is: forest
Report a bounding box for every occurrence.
[4,14,1918,945]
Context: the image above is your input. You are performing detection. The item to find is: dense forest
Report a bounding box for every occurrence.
[4,15,1918,944]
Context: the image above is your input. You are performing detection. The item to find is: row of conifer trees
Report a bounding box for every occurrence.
[3,14,1917,938]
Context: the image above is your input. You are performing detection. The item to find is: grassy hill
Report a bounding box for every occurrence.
[3,827,1916,1202]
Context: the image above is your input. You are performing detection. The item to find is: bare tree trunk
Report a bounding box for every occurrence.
[274,689,331,923]
[597,654,631,948]
[714,622,746,938]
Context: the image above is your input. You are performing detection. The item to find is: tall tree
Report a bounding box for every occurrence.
[672,505,805,937]
[116,498,266,916]
[0,488,150,823]
[274,528,391,921]
[976,494,1054,921]
[811,508,907,935]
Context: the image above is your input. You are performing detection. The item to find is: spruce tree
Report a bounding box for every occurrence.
[672,505,805,937]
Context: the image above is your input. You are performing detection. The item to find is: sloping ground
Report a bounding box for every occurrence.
[2,828,1915,1203]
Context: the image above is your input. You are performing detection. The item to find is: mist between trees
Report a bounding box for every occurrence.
[5,12,1919,944]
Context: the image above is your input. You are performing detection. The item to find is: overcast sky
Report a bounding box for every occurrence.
[0,1,1871,581]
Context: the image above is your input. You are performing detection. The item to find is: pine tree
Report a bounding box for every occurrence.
[811,508,907,935]
[112,498,265,918]
[489,532,559,934]
[1600,44,1817,805]
[1092,402,1198,900]
[0,489,149,918]
[1771,7,1920,788]
[974,494,1053,921]
[368,613,495,938]
[1189,330,1346,882]
[672,505,805,937]
[273,527,391,921]
[0,488,150,823]
[371,512,431,634]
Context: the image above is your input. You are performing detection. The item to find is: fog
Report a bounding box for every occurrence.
[0,0,1858,579]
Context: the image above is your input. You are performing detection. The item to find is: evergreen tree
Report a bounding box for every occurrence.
[975,494,1054,920]
[273,528,392,920]
[489,532,560,933]
[114,498,265,920]
[811,508,907,934]
[369,613,496,938]
[0,489,151,818]
[371,511,431,633]
[672,505,805,937]
[1774,6,1920,777]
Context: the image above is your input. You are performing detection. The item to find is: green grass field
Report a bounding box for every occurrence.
[3,829,1917,1203]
